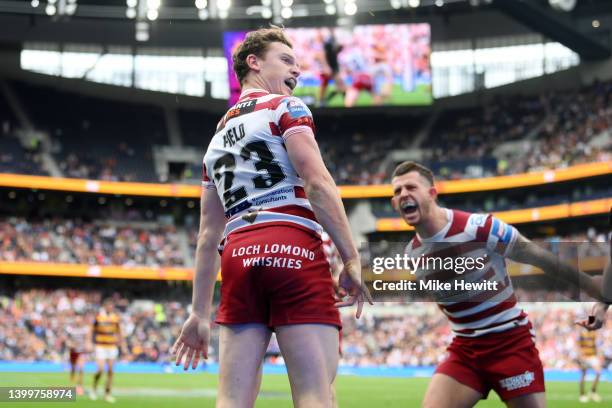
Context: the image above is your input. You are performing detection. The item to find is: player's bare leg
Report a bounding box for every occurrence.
[344,87,360,108]
[217,323,272,408]
[325,74,346,105]
[104,359,115,403]
[70,363,76,384]
[330,377,338,408]
[318,74,330,105]
[505,392,546,408]
[422,374,483,408]
[253,361,264,402]
[372,82,393,105]
[89,359,105,400]
[75,355,85,395]
[254,350,338,408]
[589,359,603,402]
[276,324,339,408]
[579,367,588,402]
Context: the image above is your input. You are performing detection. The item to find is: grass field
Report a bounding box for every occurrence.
[293,83,433,107]
[2,372,611,407]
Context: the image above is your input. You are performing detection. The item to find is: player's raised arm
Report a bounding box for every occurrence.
[285,127,372,317]
[507,233,605,302]
[173,187,226,370]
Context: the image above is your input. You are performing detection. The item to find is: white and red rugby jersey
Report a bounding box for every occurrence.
[405,208,530,338]
[66,323,89,353]
[203,88,321,238]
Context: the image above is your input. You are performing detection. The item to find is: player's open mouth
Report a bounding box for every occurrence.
[284,78,297,90]
[401,201,418,215]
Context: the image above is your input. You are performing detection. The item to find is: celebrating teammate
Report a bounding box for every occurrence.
[576,325,603,403]
[172,27,370,408]
[65,313,89,396]
[89,299,127,403]
[390,161,605,408]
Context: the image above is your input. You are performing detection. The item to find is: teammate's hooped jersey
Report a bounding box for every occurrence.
[203,88,321,238]
[405,208,530,338]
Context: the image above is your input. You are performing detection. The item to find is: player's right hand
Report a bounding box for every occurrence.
[335,259,373,319]
[576,302,609,331]
[172,313,210,370]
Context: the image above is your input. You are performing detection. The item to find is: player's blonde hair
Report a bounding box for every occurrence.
[232,26,293,86]
[391,161,435,186]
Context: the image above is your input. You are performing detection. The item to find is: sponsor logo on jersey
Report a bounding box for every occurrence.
[225,99,256,121]
[225,199,253,218]
[242,212,258,224]
[499,371,535,391]
[285,99,309,118]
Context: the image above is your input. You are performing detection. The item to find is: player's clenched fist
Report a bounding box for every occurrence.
[172,313,210,370]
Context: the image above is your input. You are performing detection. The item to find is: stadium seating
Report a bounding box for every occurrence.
[0,79,609,184]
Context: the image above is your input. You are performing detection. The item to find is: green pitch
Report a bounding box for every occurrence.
[293,83,433,107]
[3,372,610,407]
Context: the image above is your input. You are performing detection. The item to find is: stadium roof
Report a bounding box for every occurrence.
[0,0,609,59]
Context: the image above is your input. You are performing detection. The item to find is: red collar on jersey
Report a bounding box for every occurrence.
[238,88,270,101]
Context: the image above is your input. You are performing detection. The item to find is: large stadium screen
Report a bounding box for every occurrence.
[223,23,432,108]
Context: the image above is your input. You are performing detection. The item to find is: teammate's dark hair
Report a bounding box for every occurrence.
[232,26,293,86]
[391,161,435,186]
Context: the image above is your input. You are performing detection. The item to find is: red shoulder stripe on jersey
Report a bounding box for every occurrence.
[445,210,470,238]
[444,293,517,324]
[254,95,287,112]
[476,214,493,242]
[279,112,315,134]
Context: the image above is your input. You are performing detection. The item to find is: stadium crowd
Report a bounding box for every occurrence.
[3,216,607,269]
[0,217,185,267]
[1,78,610,185]
[0,289,186,363]
[1,288,610,370]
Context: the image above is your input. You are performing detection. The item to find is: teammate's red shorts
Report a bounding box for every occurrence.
[69,349,82,365]
[435,324,545,401]
[320,73,333,87]
[352,73,373,92]
[216,224,341,329]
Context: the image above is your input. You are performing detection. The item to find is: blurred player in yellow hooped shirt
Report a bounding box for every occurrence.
[89,299,128,403]
[577,325,603,403]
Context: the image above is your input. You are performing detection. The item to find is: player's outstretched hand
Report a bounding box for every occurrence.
[172,313,210,370]
[576,302,609,331]
[334,259,373,319]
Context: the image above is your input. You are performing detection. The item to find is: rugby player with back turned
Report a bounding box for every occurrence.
[172,26,371,408]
